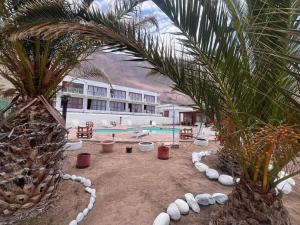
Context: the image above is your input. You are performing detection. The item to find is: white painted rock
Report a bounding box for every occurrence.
[212,193,228,204]
[174,199,189,215]
[75,176,83,182]
[194,162,209,172]
[184,193,200,213]
[286,178,295,186]
[90,196,96,204]
[236,178,240,183]
[167,203,181,221]
[153,212,170,225]
[69,220,77,225]
[85,187,92,193]
[206,168,219,180]
[192,152,199,163]
[218,175,234,186]
[83,179,92,187]
[88,202,94,210]
[195,193,215,205]
[76,212,84,222]
[83,208,89,216]
[71,175,77,181]
[276,181,292,194]
[62,174,71,180]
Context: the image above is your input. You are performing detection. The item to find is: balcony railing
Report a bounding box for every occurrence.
[63,87,84,94]
[87,91,107,97]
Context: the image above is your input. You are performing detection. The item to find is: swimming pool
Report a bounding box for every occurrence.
[95,127,180,134]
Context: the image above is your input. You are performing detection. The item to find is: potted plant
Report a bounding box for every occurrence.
[101,140,114,153]
[76,153,91,169]
[158,144,169,160]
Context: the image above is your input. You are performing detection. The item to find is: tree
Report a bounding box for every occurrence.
[0,0,153,223]
[13,0,300,224]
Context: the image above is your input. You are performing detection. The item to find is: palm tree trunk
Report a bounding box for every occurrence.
[210,180,291,225]
[0,97,67,224]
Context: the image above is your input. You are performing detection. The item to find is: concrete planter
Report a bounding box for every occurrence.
[138,142,154,152]
[65,139,83,151]
[101,140,114,153]
[194,138,208,146]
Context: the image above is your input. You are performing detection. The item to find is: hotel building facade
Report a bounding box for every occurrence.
[54,76,172,126]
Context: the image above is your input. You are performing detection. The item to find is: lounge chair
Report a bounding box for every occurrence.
[131,125,149,138]
[194,123,209,145]
[101,119,113,128]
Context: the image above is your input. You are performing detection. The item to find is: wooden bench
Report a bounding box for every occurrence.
[180,128,193,140]
[77,122,93,139]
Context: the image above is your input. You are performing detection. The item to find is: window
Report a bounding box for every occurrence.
[129,92,142,101]
[62,81,84,94]
[163,110,169,117]
[61,97,83,109]
[129,103,142,113]
[144,105,155,114]
[109,101,125,112]
[110,89,126,99]
[87,85,107,97]
[87,99,106,110]
[144,94,155,103]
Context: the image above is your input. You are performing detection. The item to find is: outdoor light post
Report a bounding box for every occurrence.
[61,94,70,122]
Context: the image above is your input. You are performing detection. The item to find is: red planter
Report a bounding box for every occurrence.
[158,146,169,160]
[76,153,91,169]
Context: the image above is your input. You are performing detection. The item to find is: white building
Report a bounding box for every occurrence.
[55,76,172,126]
[157,104,194,125]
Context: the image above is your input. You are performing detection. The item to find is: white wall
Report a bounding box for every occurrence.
[65,112,173,127]
[158,104,194,124]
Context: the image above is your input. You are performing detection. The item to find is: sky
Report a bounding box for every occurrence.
[93,0,179,41]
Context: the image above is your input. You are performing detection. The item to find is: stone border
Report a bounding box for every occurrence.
[65,140,83,151]
[192,150,296,194]
[62,174,96,225]
[153,192,228,225]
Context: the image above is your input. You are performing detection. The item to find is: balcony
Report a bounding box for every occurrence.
[63,87,84,94]
[87,91,107,97]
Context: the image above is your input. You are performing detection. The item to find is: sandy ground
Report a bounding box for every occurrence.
[20,142,300,225]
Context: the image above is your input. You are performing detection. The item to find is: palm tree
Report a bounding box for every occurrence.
[0,0,153,223]
[14,0,300,224]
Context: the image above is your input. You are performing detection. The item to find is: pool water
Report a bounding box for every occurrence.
[95,127,180,134]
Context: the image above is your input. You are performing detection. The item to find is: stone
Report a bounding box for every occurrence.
[195,193,215,206]
[71,175,77,181]
[62,174,71,180]
[76,212,84,222]
[192,152,199,163]
[184,193,200,213]
[218,175,234,186]
[174,199,189,215]
[83,208,89,216]
[286,178,295,186]
[206,169,219,180]
[85,187,92,193]
[90,197,96,204]
[236,178,240,183]
[83,179,92,187]
[167,203,181,221]
[212,193,228,204]
[194,162,209,172]
[153,212,170,225]
[276,181,292,194]
[88,202,94,210]
[69,220,77,225]
[75,176,83,182]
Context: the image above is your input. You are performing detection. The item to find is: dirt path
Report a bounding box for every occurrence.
[20,142,300,225]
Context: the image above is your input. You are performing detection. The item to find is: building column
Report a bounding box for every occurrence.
[106,101,110,112]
